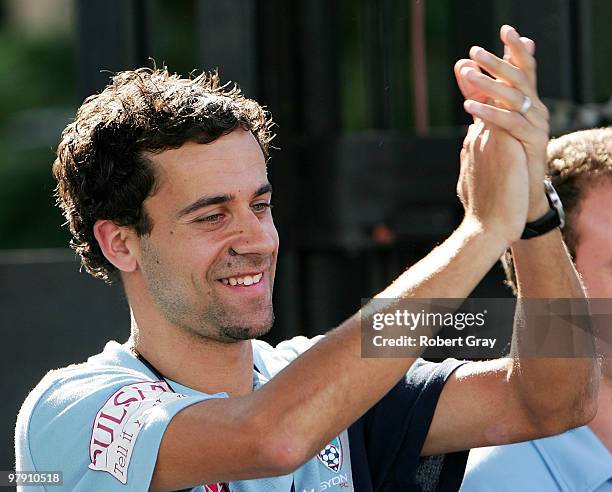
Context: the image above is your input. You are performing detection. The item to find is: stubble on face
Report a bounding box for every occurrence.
[139,235,275,343]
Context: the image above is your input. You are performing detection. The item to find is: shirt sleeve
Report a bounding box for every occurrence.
[16,368,219,491]
[355,358,468,492]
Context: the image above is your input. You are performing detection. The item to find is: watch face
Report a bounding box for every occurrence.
[545,180,566,229]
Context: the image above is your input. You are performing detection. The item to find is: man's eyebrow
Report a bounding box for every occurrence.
[254,183,273,197]
[177,194,233,218]
[177,183,273,218]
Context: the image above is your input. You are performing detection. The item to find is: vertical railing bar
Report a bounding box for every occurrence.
[411,0,429,134]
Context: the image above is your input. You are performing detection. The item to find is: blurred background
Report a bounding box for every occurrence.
[0,0,610,475]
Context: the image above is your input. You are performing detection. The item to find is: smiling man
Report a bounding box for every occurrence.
[15,26,599,492]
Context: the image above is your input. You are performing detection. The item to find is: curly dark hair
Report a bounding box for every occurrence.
[502,127,612,294]
[53,68,275,283]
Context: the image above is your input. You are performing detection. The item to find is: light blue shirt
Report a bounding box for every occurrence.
[15,337,356,491]
[461,426,612,491]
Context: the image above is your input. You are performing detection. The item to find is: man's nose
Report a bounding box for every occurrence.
[229,210,277,256]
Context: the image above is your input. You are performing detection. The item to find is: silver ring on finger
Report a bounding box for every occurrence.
[518,95,532,115]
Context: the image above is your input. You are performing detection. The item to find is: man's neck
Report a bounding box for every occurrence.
[589,376,612,453]
[128,312,255,398]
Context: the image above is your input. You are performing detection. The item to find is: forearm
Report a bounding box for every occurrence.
[512,228,583,298]
[510,229,599,430]
[251,218,509,469]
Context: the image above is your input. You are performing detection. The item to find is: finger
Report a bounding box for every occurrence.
[461,67,547,124]
[463,99,544,145]
[455,59,488,124]
[520,37,535,55]
[500,25,537,88]
[505,37,535,63]
[465,50,549,122]
[454,59,489,103]
[465,98,548,134]
[469,45,532,97]
[462,66,522,110]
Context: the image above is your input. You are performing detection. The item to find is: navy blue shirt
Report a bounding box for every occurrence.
[349,358,468,492]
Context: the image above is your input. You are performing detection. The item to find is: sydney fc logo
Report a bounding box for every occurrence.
[317,437,342,472]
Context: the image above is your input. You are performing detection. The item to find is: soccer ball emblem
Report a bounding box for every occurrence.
[317,437,342,472]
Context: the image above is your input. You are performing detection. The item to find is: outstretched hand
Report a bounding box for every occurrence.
[455,25,551,223]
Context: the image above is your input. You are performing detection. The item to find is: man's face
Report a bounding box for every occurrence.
[136,129,279,342]
[573,179,612,377]
[574,180,612,299]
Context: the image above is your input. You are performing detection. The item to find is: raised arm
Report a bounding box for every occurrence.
[149,74,532,492]
[421,25,598,456]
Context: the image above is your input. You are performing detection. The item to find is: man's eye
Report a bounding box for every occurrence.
[253,203,273,212]
[195,214,224,223]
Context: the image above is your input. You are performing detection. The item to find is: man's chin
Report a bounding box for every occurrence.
[218,315,275,342]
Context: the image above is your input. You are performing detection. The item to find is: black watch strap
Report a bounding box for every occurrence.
[521,180,565,240]
[520,208,561,239]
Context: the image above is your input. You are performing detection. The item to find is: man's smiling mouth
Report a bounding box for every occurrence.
[219,272,264,286]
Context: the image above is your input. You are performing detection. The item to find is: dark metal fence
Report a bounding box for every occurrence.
[2,0,608,472]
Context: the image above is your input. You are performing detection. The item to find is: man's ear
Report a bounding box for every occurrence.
[93,220,139,273]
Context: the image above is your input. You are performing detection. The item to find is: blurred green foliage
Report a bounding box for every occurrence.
[0,26,77,249]
[339,0,453,131]
[148,0,199,77]
[0,28,75,125]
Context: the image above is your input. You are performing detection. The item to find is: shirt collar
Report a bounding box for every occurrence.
[533,426,612,491]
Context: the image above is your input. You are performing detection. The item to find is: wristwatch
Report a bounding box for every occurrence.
[521,180,565,240]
